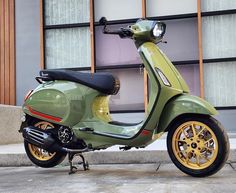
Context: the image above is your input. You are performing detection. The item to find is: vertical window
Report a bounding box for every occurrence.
[176,64,200,96]
[159,18,199,61]
[44,0,91,69]
[156,18,200,96]
[146,0,197,17]
[98,68,144,112]
[94,0,142,21]
[202,14,236,59]
[202,13,236,107]
[204,61,236,107]
[95,24,141,67]
[44,0,90,25]
[201,0,236,12]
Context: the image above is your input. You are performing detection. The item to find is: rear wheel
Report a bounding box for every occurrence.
[167,116,229,177]
[24,121,67,168]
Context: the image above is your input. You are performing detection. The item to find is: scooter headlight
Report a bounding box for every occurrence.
[152,22,166,38]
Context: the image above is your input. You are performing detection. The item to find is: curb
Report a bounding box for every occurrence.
[1,149,236,167]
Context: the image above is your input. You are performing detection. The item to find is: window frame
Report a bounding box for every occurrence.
[40,0,236,111]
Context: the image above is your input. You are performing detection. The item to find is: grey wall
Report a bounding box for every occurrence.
[15,0,41,105]
[215,110,236,133]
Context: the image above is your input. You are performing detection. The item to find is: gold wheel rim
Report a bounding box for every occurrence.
[28,121,56,161]
[172,121,218,170]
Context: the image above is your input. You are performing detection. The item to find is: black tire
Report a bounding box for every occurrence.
[24,119,67,168]
[24,140,66,168]
[167,115,229,177]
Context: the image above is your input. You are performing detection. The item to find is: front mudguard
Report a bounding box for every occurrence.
[158,94,218,132]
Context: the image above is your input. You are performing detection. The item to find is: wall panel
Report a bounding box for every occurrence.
[0,0,15,105]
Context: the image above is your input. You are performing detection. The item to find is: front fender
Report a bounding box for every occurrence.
[158,94,217,132]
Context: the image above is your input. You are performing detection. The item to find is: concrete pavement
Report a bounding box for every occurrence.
[0,163,235,193]
[1,136,236,166]
[1,137,236,166]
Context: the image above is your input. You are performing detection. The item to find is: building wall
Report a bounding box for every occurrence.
[5,0,236,133]
[15,0,41,105]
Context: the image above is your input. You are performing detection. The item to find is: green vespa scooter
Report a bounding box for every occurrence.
[19,17,229,177]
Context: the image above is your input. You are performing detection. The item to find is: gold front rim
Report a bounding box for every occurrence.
[172,121,218,170]
[28,121,56,161]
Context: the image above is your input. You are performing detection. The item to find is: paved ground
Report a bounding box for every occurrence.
[1,136,236,167]
[0,163,235,193]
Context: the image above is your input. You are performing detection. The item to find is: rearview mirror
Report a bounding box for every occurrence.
[99,17,108,26]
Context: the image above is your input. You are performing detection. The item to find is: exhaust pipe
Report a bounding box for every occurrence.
[22,126,89,153]
[23,126,63,152]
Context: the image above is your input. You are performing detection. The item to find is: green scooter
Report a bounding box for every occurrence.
[19,17,229,177]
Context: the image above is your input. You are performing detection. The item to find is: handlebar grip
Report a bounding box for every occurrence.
[103,28,133,38]
[103,30,122,35]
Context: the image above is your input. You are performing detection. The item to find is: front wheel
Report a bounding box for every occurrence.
[167,115,229,177]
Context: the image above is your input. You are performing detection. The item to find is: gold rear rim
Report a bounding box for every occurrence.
[172,121,218,170]
[28,121,56,161]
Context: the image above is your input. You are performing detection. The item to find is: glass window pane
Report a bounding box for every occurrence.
[159,18,199,61]
[202,14,236,59]
[147,0,197,17]
[204,62,236,106]
[175,64,200,96]
[95,25,141,66]
[201,0,236,12]
[94,0,142,22]
[45,27,91,69]
[45,0,90,25]
[98,68,144,111]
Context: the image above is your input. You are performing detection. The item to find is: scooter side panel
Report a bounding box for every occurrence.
[23,81,99,127]
[72,43,187,149]
[158,94,218,132]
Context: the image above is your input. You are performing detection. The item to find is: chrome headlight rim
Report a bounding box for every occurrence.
[151,21,166,39]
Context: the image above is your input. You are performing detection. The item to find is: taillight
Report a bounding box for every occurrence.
[24,90,33,102]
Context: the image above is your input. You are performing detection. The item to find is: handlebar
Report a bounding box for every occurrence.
[99,17,133,38]
[103,27,133,38]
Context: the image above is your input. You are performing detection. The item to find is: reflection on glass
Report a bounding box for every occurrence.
[45,0,90,25]
[45,27,91,69]
[202,14,236,59]
[146,0,197,17]
[175,64,200,96]
[159,18,199,61]
[204,62,236,107]
[201,0,236,12]
[98,68,144,111]
[94,0,142,21]
[95,25,141,67]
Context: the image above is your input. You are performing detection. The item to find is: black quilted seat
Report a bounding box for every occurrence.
[40,70,119,95]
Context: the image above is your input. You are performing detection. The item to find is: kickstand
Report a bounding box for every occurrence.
[68,152,89,175]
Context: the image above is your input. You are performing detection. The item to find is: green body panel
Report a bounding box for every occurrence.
[22,19,218,149]
[71,42,190,148]
[158,94,218,132]
[23,81,100,127]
